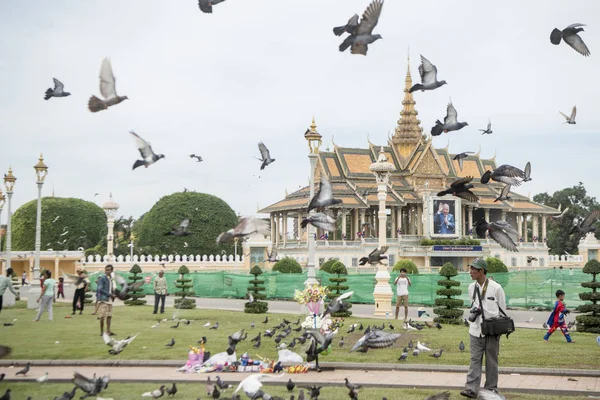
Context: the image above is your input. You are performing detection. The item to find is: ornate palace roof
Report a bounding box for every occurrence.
[259,59,558,216]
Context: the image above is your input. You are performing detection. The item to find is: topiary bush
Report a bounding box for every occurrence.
[392,260,419,275]
[485,257,509,287]
[245,265,268,314]
[272,257,303,273]
[136,192,238,257]
[124,264,147,306]
[11,197,106,251]
[174,265,196,309]
[576,259,600,333]
[325,261,352,317]
[433,262,463,324]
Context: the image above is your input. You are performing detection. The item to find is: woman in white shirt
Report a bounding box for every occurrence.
[394,268,412,322]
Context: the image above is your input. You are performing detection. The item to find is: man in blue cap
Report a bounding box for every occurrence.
[461,258,507,399]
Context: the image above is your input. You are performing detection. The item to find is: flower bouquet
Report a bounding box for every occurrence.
[294,284,330,316]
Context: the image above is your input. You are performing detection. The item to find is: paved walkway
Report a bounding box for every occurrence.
[2,364,599,397]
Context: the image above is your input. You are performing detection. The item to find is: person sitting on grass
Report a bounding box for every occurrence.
[544,289,574,343]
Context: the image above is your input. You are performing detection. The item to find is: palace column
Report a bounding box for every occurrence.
[517,213,523,241]
[523,214,529,242]
[360,209,366,232]
[353,209,359,239]
[542,215,547,243]
[396,208,403,236]
[501,209,507,221]
[468,206,474,235]
[416,204,423,236]
[409,206,416,235]
[390,206,396,239]
[341,210,348,239]
[370,147,395,317]
[484,208,490,222]
[274,214,279,247]
[296,213,302,241]
[270,214,276,244]
[282,212,288,246]
[532,214,539,242]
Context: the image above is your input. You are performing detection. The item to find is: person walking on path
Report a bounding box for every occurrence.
[153,270,168,314]
[394,268,411,322]
[544,289,574,343]
[21,272,28,286]
[96,264,116,336]
[461,258,507,399]
[0,268,20,314]
[56,277,65,299]
[72,268,89,315]
[35,270,56,322]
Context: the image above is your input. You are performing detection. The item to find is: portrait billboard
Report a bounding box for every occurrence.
[430,197,462,237]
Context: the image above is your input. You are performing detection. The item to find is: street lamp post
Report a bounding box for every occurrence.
[3,168,16,274]
[0,189,5,270]
[102,194,120,260]
[304,117,322,288]
[28,155,48,309]
[370,147,396,317]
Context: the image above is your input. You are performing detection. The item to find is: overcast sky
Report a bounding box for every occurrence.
[0,0,598,222]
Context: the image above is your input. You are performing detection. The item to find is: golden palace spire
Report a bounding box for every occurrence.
[392,55,423,147]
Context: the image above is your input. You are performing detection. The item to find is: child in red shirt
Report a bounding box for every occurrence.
[56,277,65,299]
[544,289,574,343]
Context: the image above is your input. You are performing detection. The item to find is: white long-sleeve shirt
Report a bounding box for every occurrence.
[468,278,507,337]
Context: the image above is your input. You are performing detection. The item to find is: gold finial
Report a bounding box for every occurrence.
[474,144,481,157]
[285,188,288,196]
[332,135,338,150]
[310,116,317,133]
[367,133,375,148]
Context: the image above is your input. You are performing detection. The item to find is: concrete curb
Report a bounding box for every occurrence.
[2,360,599,377]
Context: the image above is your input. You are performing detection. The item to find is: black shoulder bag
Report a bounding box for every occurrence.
[475,283,515,338]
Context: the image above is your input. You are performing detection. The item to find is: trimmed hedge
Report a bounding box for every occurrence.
[392,260,419,274]
[576,259,600,333]
[321,259,348,275]
[136,192,238,256]
[245,265,268,314]
[434,262,463,324]
[11,197,106,251]
[272,257,303,273]
[174,265,196,309]
[320,259,338,272]
[420,238,481,246]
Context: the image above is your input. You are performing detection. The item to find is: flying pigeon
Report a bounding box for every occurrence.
[113,274,144,301]
[198,0,225,14]
[409,55,447,93]
[165,218,190,237]
[475,219,519,252]
[216,217,270,243]
[333,14,359,36]
[338,0,384,56]
[88,58,128,112]
[550,24,590,56]
[437,176,479,203]
[72,372,109,399]
[570,209,600,236]
[527,256,538,263]
[359,246,388,266]
[481,165,525,186]
[257,142,275,170]
[233,373,285,399]
[494,185,512,203]
[266,248,277,262]
[479,119,493,135]
[189,154,203,162]
[103,332,139,355]
[142,385,166,399]
[323,291,354,317]
[551,205,569,221]
[130,130,165,170]
[44,78,71,100]
[301,212,336,232]
[523,162,532,182]
[308,175,343,211]
[559,106,577,124]
[305,329,335,361]
[453,152,474,172]
[477,388,507,400]
[431,102,468,136]
[350,329,401,352]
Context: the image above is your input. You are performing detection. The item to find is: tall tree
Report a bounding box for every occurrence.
[533,183,599,255]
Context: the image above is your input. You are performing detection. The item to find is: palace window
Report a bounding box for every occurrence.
[352,258,358,267]
[511,257,517,267]
[540,258,545,267]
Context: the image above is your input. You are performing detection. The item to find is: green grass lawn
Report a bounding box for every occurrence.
[1,302,599,369]
[0,383,592,400]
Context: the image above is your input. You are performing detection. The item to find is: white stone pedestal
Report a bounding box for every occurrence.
[27,282,41,310]
[373,269,393,317]
[2,290,16,307]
